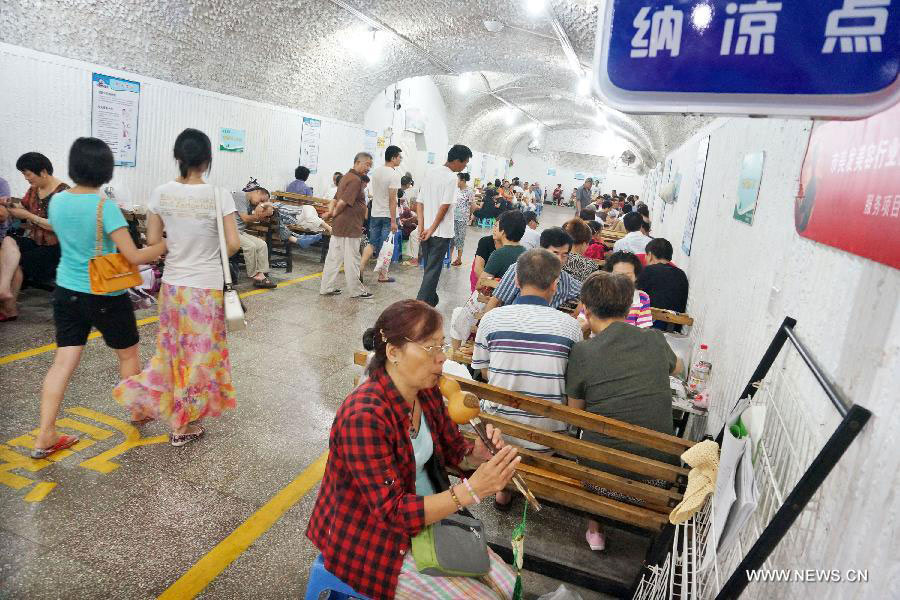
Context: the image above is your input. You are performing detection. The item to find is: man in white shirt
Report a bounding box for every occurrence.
[613,212,653,256]
[361,145,402,283]
[415,144,472,306]
[520,210,541,249]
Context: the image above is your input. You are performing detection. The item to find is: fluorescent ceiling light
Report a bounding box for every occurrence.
[577,75,590,96]
[457,73,470,93]
[526,0,544,16]
[505,107,516,125]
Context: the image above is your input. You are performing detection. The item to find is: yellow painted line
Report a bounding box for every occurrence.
[67,407,168,473]
[158,451,328,600]
[0,271,323,366]
[23,481,56,502]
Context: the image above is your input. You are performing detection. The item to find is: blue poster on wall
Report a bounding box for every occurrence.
[594,0,900,118]
[547,168,556,176]
[574,172,585,181]
[219,128,245,152]
[91,73,140,167]
[427,152,435,164]
[734,151,765,225]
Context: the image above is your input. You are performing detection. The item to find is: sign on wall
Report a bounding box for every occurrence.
[796,101,900,270]
[364,129,378,157]
[300,117,321,174]
[427,152,435,164]
[593,1,900,118]
[219,128,245,152]
[734,152,765,225]
[683,135,711,255]
[91,73,140,167]
[574,172,585,181]
[547,168,556,176]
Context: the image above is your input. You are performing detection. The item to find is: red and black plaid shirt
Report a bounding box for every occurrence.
[306,367,473,599]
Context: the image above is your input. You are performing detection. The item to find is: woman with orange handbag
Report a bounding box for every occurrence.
[32,137,166,459]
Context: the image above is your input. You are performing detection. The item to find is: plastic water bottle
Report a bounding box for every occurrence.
[688,344,712,393]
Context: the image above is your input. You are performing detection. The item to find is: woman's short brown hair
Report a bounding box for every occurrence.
[362,300,443,374]
[580,272,634,319]
[563,218,593,246]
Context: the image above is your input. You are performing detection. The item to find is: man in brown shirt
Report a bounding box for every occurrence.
[320,152,374,298]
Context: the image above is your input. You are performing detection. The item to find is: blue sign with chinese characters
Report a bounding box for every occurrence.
[594,1,900,118]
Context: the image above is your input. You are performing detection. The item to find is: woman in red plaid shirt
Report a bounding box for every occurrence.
[307,300,521,599]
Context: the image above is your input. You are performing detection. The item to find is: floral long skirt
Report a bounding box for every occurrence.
[113,284,236,429]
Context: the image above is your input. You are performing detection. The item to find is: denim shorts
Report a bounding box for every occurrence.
[367,217,392,253]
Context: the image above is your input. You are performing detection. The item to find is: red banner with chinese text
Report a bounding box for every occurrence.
[796,102,900,270]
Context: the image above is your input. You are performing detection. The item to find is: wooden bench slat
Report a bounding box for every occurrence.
[452,376,693,456]
[460,430,682,512]
[650,308,694,326]
[478,413,688,483]
[516,447,682,512]
[519,467,669,530]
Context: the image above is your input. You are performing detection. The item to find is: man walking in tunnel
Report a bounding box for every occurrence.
[415,144,472,306]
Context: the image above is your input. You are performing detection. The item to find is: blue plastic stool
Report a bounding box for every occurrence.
[305,555,368,600]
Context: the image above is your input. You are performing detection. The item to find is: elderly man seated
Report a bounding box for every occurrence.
[232,180,279,288]
[566,271,683,551]
[473,248,583,510]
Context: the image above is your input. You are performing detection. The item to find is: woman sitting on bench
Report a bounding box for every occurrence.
[565,272,682,552]
[306,299,521,599]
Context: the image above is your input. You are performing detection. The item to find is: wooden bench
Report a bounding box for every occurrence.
[352,351,691,532]
[270,191,332,266]
[650,308,694,332]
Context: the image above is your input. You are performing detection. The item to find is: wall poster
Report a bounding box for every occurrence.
[796,102,900,270]
[426,152,435,164]
[91,73,140,167]
[734,152,766,225]
[364,129,378,157]
[682,135,710,255]
[300,117,321,174]
[219,128,245,152]
[547,168,556,176]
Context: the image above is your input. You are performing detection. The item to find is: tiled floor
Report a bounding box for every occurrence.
[0,206,625,599]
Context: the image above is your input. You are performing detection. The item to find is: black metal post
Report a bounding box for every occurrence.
[783,325,851,418]
[715,404,871,600]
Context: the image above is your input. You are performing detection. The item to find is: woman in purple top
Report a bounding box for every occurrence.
[286,165,313,196]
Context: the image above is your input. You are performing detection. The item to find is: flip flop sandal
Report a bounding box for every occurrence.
[253,277,277,289]
[170,424,205,447]
[377,277,396,283]
[0,313,18,322]
[30,434,79,459]
[130,417,155,426]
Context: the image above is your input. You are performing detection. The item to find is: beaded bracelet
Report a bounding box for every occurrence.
[462,478,481,504]
[448,485,464,511]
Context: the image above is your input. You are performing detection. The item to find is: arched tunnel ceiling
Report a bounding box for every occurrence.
[0,0,711,168]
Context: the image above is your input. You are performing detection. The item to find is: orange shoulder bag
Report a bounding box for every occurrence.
[88,197,143,294]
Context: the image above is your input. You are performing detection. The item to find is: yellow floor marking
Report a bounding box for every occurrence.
[158,451,329,600]
[67,407,167,473]
[0,465,36,489]
[53,417,116,440]
[0,445,51,472]
[0,271,324,366]
[23,481,56,502]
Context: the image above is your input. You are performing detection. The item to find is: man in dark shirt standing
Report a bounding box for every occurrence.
[636,238,689,331]
[575,178,593,215]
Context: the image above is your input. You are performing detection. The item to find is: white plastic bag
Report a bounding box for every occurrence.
[536,584,584,600]
[374,232,394,276]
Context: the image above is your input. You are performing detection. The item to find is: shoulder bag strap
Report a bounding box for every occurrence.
[95,196,106,258]
[213,187,233,287]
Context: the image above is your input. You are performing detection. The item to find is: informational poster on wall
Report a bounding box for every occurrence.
[796,102,900,270]
[91,73,140,167]
[547,168,556,176]
[427,152,435,164]
[733,152,765,225]
[219,128,245,152]
[574,172,585,181]
[682,135,710,255]
[364,130,378,156]
[300,117,321,174]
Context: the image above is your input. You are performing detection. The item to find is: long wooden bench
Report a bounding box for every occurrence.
[352,351,691,532]
[246,190,333,270]
[650,308,694,331]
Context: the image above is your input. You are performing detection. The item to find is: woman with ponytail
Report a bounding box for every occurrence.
[114,128,240,447]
